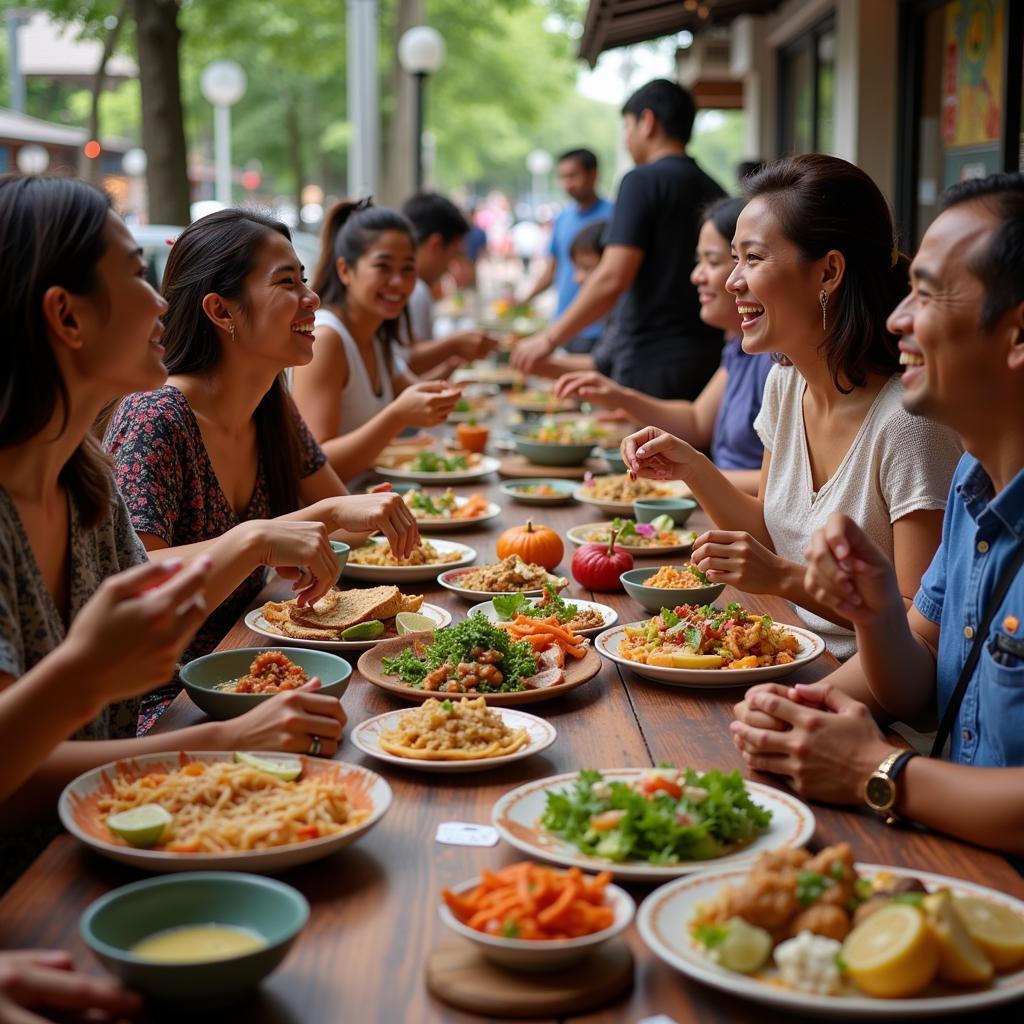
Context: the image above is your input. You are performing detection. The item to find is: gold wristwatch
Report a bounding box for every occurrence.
[864,750,917,825]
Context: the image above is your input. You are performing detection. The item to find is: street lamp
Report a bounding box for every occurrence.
[200,60,247,207]
[526,148,553,216]
[397,26,445,193]
[16,144,49,175]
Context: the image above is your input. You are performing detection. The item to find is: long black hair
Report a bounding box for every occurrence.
[0,175,114,527]
[158,208,304,516]
[312,199,416,370]
[743,154,907,393]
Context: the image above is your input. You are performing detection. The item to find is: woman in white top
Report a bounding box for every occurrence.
[621,155,963,658]
[292,200,460,481]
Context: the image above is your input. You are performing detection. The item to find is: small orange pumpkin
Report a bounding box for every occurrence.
[496,520,564,571]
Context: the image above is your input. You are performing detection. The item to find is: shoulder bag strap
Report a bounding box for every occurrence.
[930,541,1024,758]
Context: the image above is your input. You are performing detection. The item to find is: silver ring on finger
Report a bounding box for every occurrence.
[308,735,322,757]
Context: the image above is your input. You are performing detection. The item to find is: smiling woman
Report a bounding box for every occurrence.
[103,209,419,729]
[621,154,964,660]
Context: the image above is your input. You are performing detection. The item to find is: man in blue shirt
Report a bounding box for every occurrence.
[519,148,613,353]
[729,171,1024,856]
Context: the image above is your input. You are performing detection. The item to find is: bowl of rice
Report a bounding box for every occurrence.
[620,565,725,612]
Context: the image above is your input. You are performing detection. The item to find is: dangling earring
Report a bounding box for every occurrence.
[228,322,235,339]
[819,289,828,332]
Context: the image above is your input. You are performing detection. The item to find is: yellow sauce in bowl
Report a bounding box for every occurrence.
[131,923,267,963]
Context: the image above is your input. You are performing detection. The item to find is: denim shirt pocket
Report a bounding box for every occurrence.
[980,626,1024,767]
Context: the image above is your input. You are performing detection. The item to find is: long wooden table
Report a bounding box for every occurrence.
[3,417,1023,1022]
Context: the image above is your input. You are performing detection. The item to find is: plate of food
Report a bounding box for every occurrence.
[491,767,814,883]
[437,556,569,602]
[375,450,501,484]
[509,389,579,415]
[246,585,452,651]
[467,585,618,638]
[398,489,501,530]
[595,602,826,686]
[58,751,392,873]
[566,518,697,555]
[343,537,476,582]
[499,479,578,505]
[452,365,525,389]
[638,844,1024,1018]
[574,474,693,518]
[357,612,601,706]
[350,697,557,773]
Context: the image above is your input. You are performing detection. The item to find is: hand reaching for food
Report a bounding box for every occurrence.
[620,426,694,481]
[553,370,622,406]
[331,491,420,560]
[243,520,338,607]
[393,381,462,427]
[804,513,904,625]
[691,529,785,593]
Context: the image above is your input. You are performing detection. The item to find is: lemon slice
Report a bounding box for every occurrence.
[234,751,302,781]
[924,890,994,984]
[842,903,939,997]
[341,619,385,641]
[714,917,773,974]
[396,612,437,636]
[106,804,172,847]
[954,896,1024,970]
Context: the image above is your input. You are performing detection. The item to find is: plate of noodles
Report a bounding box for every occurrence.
[350,697,557,773]
[58,751,392,873]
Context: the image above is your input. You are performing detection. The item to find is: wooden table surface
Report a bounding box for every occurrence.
[3,406,1023,1023]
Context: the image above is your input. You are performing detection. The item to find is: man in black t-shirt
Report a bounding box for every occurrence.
[513,79,725,400]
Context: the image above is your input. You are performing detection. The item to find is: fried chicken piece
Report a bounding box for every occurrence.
[787,903,851,942]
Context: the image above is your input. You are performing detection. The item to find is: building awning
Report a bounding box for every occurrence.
[0,107,131,152]
[579,0,783,67]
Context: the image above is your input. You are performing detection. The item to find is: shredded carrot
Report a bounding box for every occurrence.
[504,615,588,659]
[441,861,615,941]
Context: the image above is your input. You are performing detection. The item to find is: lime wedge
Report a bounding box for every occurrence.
[340,619,385,641]
[396,612,437,636]
[106,804,172,847]
[234,751,303,780]
[650,514,675,533]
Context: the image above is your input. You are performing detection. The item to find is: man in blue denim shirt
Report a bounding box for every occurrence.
[730,172,1024,856]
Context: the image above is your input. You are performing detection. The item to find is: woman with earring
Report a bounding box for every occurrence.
[621,155,963,658]
[104,208,420,730]
[291,200,462,483]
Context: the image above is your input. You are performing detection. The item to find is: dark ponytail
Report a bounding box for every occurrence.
[158,209,304,516]
[0,175,114,527]
[743,155,906,392]
[313,198,416,368]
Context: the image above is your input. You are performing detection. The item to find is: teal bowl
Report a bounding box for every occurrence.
[513,429,595,467]
[181,647,352,720]
[330,540,350,580]
[81,872,308,1004]
[632,497,698,527]
[598,448,627,473]
[620,566,725,613]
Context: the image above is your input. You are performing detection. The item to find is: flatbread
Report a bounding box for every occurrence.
[260,587,424,641]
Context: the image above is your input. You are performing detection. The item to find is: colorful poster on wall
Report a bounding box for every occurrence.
[941,0,1003,184]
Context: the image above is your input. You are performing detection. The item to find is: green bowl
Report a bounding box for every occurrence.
[81,872,308,1003]
[620,566,725,613]
[513,429,595,467]
[330,540,350,580]
[598,448,627,473]
[181,647,351,720]
[632,497,698,527]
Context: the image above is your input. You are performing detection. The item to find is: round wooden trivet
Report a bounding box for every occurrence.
[425,938,633,1018]
[497,455,608,480]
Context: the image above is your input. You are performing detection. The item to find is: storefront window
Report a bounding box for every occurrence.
[914,0,1006,241]
[778,15,836,156]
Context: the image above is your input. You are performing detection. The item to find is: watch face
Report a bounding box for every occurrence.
[866,775,894,810]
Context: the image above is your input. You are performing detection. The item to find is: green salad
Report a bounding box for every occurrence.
[381,613,538,693]
[541,767,772,864]
[492,584,579,624]
[409,451,468,473]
